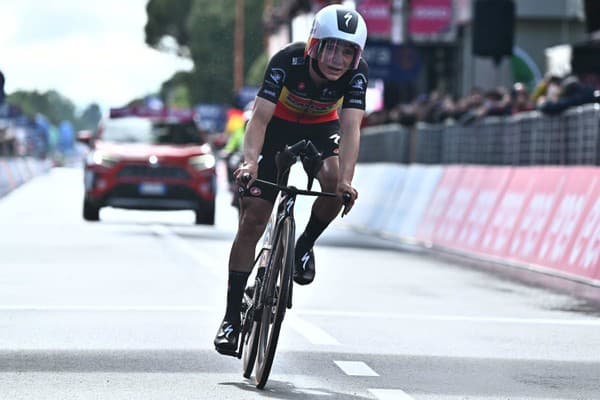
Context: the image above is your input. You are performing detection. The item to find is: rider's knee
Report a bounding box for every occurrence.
[318,170,338,191]
[239,211,269,237]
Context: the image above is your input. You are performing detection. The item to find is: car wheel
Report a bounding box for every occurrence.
[83,199,100,221]
[195,204,215,225]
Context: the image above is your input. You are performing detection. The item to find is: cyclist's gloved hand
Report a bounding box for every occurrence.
[336,181,358,216]
[234,161,258,187]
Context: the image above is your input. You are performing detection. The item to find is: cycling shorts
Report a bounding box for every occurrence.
[246,117,340,203]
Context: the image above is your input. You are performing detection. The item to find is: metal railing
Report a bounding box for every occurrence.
[358,104,600,165]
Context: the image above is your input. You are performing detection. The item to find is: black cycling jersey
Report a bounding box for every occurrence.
[246,42,369,203]
[256,42,369,124]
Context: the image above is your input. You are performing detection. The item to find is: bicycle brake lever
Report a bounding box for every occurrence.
[341,192,352,218]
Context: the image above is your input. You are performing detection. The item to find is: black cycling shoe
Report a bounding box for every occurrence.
[294,247,315,285]
[213,319,240,357]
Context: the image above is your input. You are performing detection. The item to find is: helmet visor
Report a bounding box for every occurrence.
[318,39,359,70]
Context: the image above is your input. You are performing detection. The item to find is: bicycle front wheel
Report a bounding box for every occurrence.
[241,280,260,378]
[254,217,294,389]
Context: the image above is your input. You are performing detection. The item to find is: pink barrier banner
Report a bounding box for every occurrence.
[560,169,600,280]
[479,168,538,257]
[433,167,485,246]
[456,167,513,252]
[506,168,568,263]
[416,165,464,243]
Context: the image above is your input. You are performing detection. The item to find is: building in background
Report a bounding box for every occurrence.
[263,0,590,108]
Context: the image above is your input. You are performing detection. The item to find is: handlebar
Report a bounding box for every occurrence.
[240,172,353,217]
[238,139,353,216]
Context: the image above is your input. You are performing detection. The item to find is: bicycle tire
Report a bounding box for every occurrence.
[241,282,260,378]
[254,217,294,389]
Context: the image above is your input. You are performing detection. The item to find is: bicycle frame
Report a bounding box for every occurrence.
[237,139,349,388]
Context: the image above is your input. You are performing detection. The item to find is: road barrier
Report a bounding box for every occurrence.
[340,163,600,287]
[0,157,52,198]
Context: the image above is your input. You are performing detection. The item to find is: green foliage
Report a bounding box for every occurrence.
[145,0,194,55]
[78,104,102,131]
[146,0,266,105]
[8,90,75,125]
[7,90,100,131]
[247,52,269,86]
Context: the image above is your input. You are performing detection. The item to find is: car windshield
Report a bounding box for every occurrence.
[101,117,204,145]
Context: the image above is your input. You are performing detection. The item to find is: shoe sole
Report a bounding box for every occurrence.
[215,345,238,357]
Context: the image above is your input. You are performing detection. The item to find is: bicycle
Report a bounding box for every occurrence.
[233,139,351,389]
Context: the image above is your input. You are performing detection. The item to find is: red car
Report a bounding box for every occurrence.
[82,112,216,224]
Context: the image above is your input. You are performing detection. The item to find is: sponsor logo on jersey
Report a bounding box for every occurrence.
[291,56,305,66]
[279,87,341,116]
[349,73,366,91]
[268,68,285,85]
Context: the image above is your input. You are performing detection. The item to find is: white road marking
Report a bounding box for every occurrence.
[150,224,221,278]
[368,389,415,400]
[1,305,598,329]
[296,309,600,327]
[334,361,379,376]
[0,305,217,312]
[287,314,340,345]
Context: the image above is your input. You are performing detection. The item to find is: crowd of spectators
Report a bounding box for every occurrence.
[364,74,600,128]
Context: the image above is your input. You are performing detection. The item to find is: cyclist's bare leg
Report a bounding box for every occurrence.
[312,156,343,221]
[215,196,274,355]
[294,156,342,285]
[229,196,274,273]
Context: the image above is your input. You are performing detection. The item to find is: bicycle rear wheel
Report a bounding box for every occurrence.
[254,217,294,389]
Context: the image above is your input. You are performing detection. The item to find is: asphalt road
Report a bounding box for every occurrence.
[1,166,599,399]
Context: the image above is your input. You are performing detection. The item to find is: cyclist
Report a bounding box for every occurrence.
[214,4,368,356]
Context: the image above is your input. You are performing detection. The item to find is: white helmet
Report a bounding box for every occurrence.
[305,4,367,70]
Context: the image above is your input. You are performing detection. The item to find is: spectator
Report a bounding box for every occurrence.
[538,75,600,115]
[511,82,536,113]
[479,86,512,118]
[531,75,562,106]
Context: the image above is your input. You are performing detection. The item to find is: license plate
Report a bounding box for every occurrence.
[139,182,166,195]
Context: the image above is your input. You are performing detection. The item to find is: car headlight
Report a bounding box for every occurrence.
[88,151,120,168]
[189,154,216,170]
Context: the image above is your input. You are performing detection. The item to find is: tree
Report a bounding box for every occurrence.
[78,104,102,131]
[7,90,100,131]
[145,0,265,104]
[8,90,76,126]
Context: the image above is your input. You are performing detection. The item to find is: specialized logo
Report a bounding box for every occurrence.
[250,186,262,196]
[321,87,335,98]
[344,12,353,28]
[336,10,358,33]
[223,324,234,338]
[285,197,294,213]
[329,133,341,145]
[301,252,311,269]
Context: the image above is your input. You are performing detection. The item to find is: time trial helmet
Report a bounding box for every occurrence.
[305,4,367,70]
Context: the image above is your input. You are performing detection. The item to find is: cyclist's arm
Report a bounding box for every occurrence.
[241,97,276,173]
[337,107,364,189]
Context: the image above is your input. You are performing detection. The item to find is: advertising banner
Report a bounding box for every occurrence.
[433,167,486,246]
[408,0,455,41]
[383,164,443,239]
[456,167,513,253]
[506,168,567,263]
[416,165,464,243]
[480,169,536,257]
